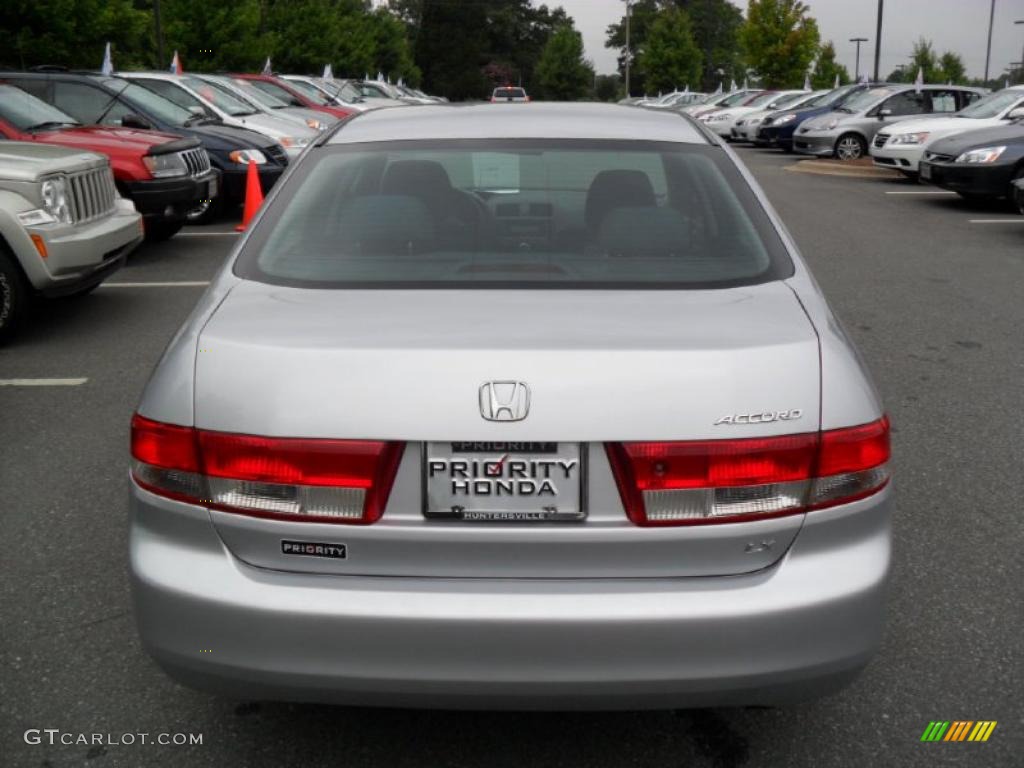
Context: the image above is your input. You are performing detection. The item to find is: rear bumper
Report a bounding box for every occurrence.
[130,483,892,710]
[121,170,219,222]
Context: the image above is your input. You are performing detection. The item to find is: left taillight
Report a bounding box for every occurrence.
[606,417,890,526]
[130,414,404,524]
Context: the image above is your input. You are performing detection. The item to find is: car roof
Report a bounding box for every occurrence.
[327,103,710,144]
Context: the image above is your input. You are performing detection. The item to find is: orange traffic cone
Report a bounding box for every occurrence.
[235,159,264,232]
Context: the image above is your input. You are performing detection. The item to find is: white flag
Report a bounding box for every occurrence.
[803,72,811,91]
[398,77,404,87]
[377,70,384,82]
[859,73,868,84]
[743,77,749,90]
[730,78,738,92]
[914,67,923,94]
[261,57,272,75]
[683,84,689,94]
[101,42,113,76]
[323,64,333,80]
[714,81,723,95]
[834,73,840,88]
[1005,78,1010,89]
[169,50,182,75]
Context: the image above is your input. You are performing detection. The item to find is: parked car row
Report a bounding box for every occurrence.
[696,81,1024,206]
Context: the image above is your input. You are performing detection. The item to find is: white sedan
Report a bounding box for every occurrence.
[700,90,810,139]
[870,86,1023,175]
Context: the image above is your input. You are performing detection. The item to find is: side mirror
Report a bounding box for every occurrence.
[120,113,152,130]
[878,108,892,118]
[1006,107,1024,121]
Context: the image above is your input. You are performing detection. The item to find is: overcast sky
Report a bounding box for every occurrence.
[552,0,1024,79]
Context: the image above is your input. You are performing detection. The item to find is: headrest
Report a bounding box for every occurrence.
[585,169,656,229]
[337,195,435,254]
[381,160,454,198]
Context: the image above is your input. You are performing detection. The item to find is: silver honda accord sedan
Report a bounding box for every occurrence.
[129,103,891,710]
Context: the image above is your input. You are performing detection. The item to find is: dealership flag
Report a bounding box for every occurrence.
[683,84,689,94]
[169,51,182,75]
[803,73,811,90]
[860,73,869,84]
[729,78,737,92]
[1006,78,1011,89]
[834,73,840,88]
[714,81,723,95]
[100,42,113,75]
[743,77,749,90]
[262,57,272,76]
[323,64,333,79]
[377,70,384,82]
[914,67,924,94]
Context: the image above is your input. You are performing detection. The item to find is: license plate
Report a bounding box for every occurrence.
[920,163,932,180]
[423,442,585,522]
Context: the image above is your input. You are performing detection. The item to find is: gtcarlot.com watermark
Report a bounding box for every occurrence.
[25,729,202,747]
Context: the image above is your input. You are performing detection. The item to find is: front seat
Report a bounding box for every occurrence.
[380,160,483,250]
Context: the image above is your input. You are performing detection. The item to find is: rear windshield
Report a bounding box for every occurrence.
[494,88,527,98]
[235,139,793,290]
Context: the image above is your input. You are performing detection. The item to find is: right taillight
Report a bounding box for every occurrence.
[131,414,404,524]
[606,416,890,526]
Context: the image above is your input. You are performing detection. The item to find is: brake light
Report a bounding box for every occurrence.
[130,414,404,524]
[606,417,890,526]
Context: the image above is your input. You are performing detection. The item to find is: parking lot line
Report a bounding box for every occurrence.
[968,219,1024,224]
[99,281,211,288]
[0,378,88,386]
[884,190,956,195]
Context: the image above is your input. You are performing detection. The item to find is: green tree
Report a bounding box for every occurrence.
[811,41,849,89]
[366,8,420,84]
[415,0,490,99]
[639,8,702,93]
[162,0,269,71]
[535,23,591,100]
[0,0,151,70]
[594,73,623,101]
[937,51,966,84]
[906,37,940,84]
[739,0,820,88]
[606,1,743,94]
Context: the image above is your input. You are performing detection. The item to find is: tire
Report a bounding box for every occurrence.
[144,220,184,242]
[185,195,222,225]
[835,133,867,161]
[956,191,997,202]
[0,246,31,342]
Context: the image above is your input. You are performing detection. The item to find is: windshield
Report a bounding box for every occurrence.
[359,82,393,99]
[284,78,332,105]
[183,76,257,116]
[770,92,810,109]
[838,87,893,112]
[236,140,792,290]
[0,84,78,130]
[721,91,757,107]
[746,92,782,108]
[113,81,195,126]
[223,77,288,109]
[827,84,864,107]
[956,89,1024,119]
[799,91,832,108]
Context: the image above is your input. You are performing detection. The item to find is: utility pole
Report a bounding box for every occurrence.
[872,0,884,82]
[153,0,165,67]
[850,37,868,80]
[1017,21,1024,84]
[624,1,632,97]
[984,0,996,82]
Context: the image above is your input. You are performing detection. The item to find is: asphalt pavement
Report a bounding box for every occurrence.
[1,146,1021,768]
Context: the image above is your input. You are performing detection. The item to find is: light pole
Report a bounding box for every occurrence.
[984,0,996,82]
[624,1,632,96]
[850,37,868,80]
[872,0,884,82]
[1017,21,1024,84]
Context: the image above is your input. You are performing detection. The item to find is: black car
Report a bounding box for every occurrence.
[1012,177,1024,214]
[757,82,888,152]
[0,69,289,222]
[919,122,1024,201]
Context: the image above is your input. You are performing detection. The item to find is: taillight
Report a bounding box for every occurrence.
[606,417,890,526]
[131,414,404,524]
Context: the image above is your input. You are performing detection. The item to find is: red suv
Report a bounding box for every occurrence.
[0,84,218,240]
[231,74,354,120]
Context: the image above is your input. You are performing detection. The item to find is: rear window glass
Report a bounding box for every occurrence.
[235,140,793,290]
[494,88,527,98]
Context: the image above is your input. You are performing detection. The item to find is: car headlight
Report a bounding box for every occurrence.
[142,152,188,179]
[228,149,268,165]
[40,177,72,224]
[304,118,325,131]
[954,145,1006,164]
[890,132,930,146]
[774,113,797,125]
[279,136,310,148]
[748,117,762,125]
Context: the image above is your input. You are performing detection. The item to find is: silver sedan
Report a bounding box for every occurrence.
[129,103,892,710]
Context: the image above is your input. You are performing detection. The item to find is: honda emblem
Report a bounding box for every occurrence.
[479,381,530,422]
